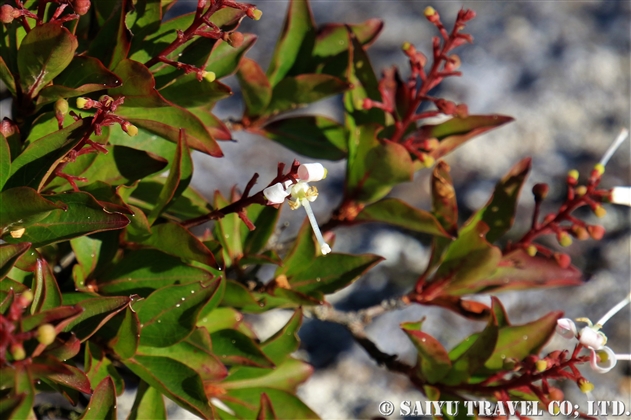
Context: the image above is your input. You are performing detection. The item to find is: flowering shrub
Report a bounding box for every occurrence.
[0,0,628,418]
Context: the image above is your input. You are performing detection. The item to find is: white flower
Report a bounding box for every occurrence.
[589,346,617,373]
[298,163,327,182]
[556,318,577,339]
[556,318,618,373]
[289,181,331,255]
[610,186,631,206]
[263,182,291,204]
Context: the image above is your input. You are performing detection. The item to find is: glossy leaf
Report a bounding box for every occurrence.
[402,322,451,384]
[98,249,216,296]
[189,108,232,141]
[70,231,119,281]
[224,388,318,420]
[62,295,131,341]
[197,307,248,335]
[31,356,92,394]
[431,160,458,236]
[0,135,10,190]
[110,59,222,157]
[136,328,227,382]
[261,310,302,364]
[136,279,220,347]
[8,366,35,420]
[257,393,277,420]
[313,19,383,64]
[347,125,413,203]
[461,158,531,243]
[0,187,63,233]
[84,342,125,396]
[80,377,117,420]
[223,358,312,393]
[21,305,83,332]
[42,332,81,361]
[210,329,274,368]
[128,381,166,420]
[433,222,503,296]
[356,198,451,237]
[206,34,256,79]
[266,0,316,86]
[98,306,140,360]
[267,74,349,114]
[0,55,16,96]
[3,118,92,191]
[2,192,129,248]
[125,0,162,47]
[261,116,347,160]
[159,74,232,108]
[237,57,272,118]
[138,222,217,268]
[17,23,78,98]
[425,115,514,160]
[37,56,122,108]
[0,243,31,280]
[125,355,214,419]
[87,0,131,70]
[78,145,168,186]
[242,204,280,256]
[213,191,243,264]
[31,259,62,313]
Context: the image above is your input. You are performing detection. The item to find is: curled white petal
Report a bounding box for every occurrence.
[263,182,290,204]
[589,346,617,373]
[579,326,606,350]
[556,318,577,339]
[298,163,327,182]
[611,186,631,207]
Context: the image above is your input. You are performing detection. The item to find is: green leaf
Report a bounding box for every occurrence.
[43,332,81,361]
[461,158,531,243]
[159,74,232,108]
[0,187,64,233]
[425,115,514,161]
[87,0,131,70]
[2,192,129,248]
[237,57,272,118]
[80,377,117,420]
[287,252,383,296]
[20,305,83,333]
[275,220,316,278]
[210,329,274,368]
[8,365,35,420]
[62,295,131,342]
[189,108,232,141]
[98,306,140,360]
[266,0,316,86]
[0,55,16,96]
[126,0,162,47]
[485,311,562,371]
[313,19,383,66]
[213,191,243,264]
[443,317,498,386]
[128,381,166,420]
[242,204,280,256]
[224,388,318,420]
[125,355,215,419]
[257,393,277,420]
[206,34,256,79]
[0,243,31,280]
[431,161,458,236]
[4,119,92,191]
[402,322,451,384]
[260,310,302,364]
[78,145,168,186]
[137,221,217,268]
[267,74,349,114]
[347,125,413,203]
[0,135,11,190]
[84,342,125,396]
[136,279,221,347]
[261,116,347,160]
[356,198,451,237]
[481,249,583,293]
[70,231,119,281]
[136,328,227,382]
[433,222,503,296]
[197,307,250,335]
[36,56,122,108]
[98,249,216,297]
[31,259,61,313]
[147,132,192,224]
[223,358,312,393]
[110,59,223,157]
[17,23,78,98]
[31,355,92,394]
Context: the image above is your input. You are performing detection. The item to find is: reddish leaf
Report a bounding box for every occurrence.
[0,243,31,280]
[80,377,117,419]
[431,161,458,236]
[237,57,272,118]
[62,296,131,341]
[31,355,92,394]
[402,322,451,384]
[31,259,62,313]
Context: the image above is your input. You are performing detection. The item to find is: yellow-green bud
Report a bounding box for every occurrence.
[37,324,57,345]
[251,8,262,20]
[526,245,537,257]
[422,155,435,168]
[203,71,216,83]
[55,98,69,116]
[557,232,572,247]
[593,205,606,218]
[126,124,138,137]
[76,97,89,109]
[593,163,605,176]
[21,290,34,304]
[402,42,411,51]
[535,359,548,372]
[424,6,436,17]
[578,379,594,393]
[10,343,26,361]
[567,169,579,182]
[575,185,587,196]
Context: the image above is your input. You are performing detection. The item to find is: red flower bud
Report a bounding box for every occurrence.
[1,4,15,23]
[554,252,571,269]
[587,225,605,240]
[72,0,91,15]
[532,183,549,201]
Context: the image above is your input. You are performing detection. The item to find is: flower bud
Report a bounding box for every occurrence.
[16,290,34,308]
[1,118,18,137]
[556,318,577,339]
[122,122,138,137]
[298,163,327,182]
[421,154,435,168]
[577,378,594,393]
[554,252,571,269]
[548,387,564,402]
[535,359,548,372]
[37,324,57,345]
[76,97,89,109]
[1,4,15,24]
[574,185,587,196]
[247,7,262,20]
[72,0,91,15]
[570,225,589,240]
[203,71,216,83]
[567,169,579,185]
[526,245,537,257]
[557,231,572,247]
[593,205,606,218]
[227,31,244,48]
[587,225,605,240]
[593,163,605,176]
[402,41,412,51]
[424,6,438,22]
[10,343,26,361]
[55,98,69,118]
[532,183,549,201]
